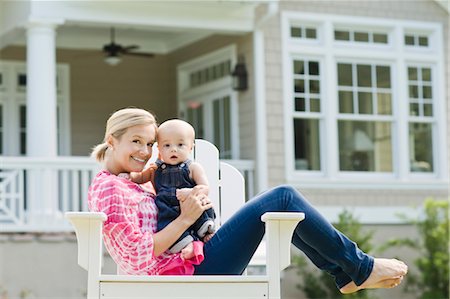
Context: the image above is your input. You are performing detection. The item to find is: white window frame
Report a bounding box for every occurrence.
[177,45,239,159]
[0,60,71,156]
[282,12,447,189]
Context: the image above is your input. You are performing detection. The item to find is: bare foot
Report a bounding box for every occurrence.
[203,233,214,243]
[340,258,408,294]
[180,242,195,260]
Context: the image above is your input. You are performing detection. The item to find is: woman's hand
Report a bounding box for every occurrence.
[176,185,209,202]
[179,193,212,226]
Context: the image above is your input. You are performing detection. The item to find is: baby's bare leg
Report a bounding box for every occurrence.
[180,242,195,260]
[340,258,408,294]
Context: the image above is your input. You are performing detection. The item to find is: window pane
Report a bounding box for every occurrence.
[213,97,232,159]
[338,121,392,172]
[309,80,320,94]
[186,102,204,139]
[408,67,418,80]
[293,118,321,170]
[310,98,320,112]
[424,104,433,116]
[291,27,302,38]
[354,32,369,42]
[377,93,392,115]
[409,85,419,98]
[358,92,373,114]
[20,105,26,155]
[309,61,319,75]
[339,91,354,113]
[405,35,415,45]
[357,65,372,87]
[373,33,388,44]
[294,79,305,93]
[409,123,433,172]
[418,36,428,46]
[409,103,419,116]
[223,97,231,159]
[422,68,432,81]
[335,30,350,41]
[422,86,432,99]
[294,60,305,74]
[305,28,317,39]
[337,63,352,86]
[295,97,305,111]
[376,66,391,88]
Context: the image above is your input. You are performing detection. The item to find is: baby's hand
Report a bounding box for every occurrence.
[118,173,131,180]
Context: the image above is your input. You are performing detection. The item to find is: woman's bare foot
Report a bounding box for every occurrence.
[340,258,408,294]
[180,242,195,260]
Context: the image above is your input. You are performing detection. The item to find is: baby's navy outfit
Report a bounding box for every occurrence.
[154,159,216,253]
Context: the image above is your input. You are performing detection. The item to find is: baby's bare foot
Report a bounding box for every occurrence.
[180,242,195,260]
[203,233,214,243]
[340,258,407,294]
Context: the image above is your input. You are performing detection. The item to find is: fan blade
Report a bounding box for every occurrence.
[123,52,155,58]
[122,45,139,51]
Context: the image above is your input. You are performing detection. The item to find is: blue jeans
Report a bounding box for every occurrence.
[193,185,374,288]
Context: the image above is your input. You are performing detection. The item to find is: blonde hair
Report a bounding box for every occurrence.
[91,108,157,162]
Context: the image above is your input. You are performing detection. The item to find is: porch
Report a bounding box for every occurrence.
[0,156,254,232]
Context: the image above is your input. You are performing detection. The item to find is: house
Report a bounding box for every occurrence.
[0,0,448,298]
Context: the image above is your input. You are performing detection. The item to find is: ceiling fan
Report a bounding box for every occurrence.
[102,27,154,65]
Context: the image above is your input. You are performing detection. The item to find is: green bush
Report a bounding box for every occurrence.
[292,209,377,299]
[380,198,449,299]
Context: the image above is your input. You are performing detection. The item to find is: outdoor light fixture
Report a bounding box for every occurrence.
[231,56,248,91]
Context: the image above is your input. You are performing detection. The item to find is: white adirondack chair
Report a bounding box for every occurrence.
[66,139,304,299]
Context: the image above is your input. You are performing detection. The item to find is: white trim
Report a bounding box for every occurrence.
[317,206,421,224]
[281,12,448,186]
[253,29,268,193]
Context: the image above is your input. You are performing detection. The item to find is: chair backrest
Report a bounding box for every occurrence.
[152,139,245,226]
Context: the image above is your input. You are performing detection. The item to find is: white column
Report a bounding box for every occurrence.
[25,18,64,229]
[26,19,62,157]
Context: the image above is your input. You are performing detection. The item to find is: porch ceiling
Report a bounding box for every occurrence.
[0,0,265,54]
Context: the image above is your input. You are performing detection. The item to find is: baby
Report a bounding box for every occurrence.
[129,119,215,259]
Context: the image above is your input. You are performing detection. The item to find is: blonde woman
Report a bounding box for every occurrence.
[89,107,407,292]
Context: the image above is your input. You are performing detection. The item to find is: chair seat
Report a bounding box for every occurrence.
[99,275,269,299]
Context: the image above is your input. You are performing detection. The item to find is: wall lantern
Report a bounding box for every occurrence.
[231,56,248,91]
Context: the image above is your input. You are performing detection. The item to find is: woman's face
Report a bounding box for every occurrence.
[107,124,156,174]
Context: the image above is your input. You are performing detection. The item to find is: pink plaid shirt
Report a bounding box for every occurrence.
[88,170,204,275]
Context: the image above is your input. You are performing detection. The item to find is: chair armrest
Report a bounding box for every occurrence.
[261,212,305,272]
[65,212,107,271]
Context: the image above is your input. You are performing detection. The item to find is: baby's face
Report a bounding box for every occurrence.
[157,129,193,165]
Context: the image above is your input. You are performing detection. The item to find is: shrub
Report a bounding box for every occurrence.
[380,198,449,299]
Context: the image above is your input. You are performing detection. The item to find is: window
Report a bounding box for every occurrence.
[404,34,429,47]
[292,59,322,170]
[0,61,70,156]
[291,26,317,40]
[282,13,446,185]
[407,65,435,173]
[334,29,388,44]
[178,46,239,159]
[337,62,393,172]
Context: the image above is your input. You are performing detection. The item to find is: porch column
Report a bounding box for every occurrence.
[25,18,64,228]
[26,18,63,157]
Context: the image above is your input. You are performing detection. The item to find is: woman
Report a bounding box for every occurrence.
[88,107,407,293]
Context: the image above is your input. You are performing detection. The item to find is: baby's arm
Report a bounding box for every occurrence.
[129,163,157,185]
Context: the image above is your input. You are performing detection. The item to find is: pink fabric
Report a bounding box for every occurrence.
[88,170,204,275]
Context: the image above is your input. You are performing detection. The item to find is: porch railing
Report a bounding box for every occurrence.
[0,157,254,232]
